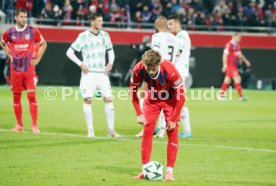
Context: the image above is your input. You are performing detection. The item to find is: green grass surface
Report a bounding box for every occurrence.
[0,86,276,186]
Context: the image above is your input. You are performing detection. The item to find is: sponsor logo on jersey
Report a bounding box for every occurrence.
[14,44,29,50]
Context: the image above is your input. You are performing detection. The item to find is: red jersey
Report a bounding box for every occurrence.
[130,60,185,122]
[131,60,183,96]
[224,41,241,69]
[2,25,43,72]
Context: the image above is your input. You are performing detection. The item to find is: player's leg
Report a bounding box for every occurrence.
[103,97,122,138]
[10,70,24,131]
[134,100,161,179]
[83,98,94,137]
[165,125,178,181]
[99,74,121,138]
[233,74,247,101]
[179,106,192,138]
[135,82,147,138]
[11,92,24,131]
[156,110,166,138]
[24,70,40,133]
[219,74,231,100]
[80,73,95,137]
[163,101,179,181]
[179,81,192,138]
[26,90,39,133]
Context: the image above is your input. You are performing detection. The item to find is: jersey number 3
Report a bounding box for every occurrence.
[168,46,174,62]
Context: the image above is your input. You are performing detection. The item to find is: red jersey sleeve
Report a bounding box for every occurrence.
[130,62,142,86]
[2,29,10,44]
[130,62,143,116]
[33,28,43,43]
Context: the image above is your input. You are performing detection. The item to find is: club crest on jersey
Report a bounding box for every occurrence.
[25,34,30,40]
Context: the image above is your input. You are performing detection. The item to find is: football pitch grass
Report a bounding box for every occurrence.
[0,86,275,186]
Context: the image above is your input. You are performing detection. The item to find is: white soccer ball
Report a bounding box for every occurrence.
[143,161,164,181]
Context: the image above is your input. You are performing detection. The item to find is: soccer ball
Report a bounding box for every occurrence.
[143,161,164,181]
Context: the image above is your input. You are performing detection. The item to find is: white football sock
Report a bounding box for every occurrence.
[166,167,173,173]
[181,107,191,133]
[158,110,166,130]
[105,102,115,132]
[83,103,93,131]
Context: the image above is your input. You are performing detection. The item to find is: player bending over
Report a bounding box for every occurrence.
[130,49,185,181]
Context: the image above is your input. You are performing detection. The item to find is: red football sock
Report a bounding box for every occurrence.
[234,83,243,97]
[141,122,156,165]
[220,82,229,96]
[13,92,23,126]
[167,124,179,168]
[27,92,38,127]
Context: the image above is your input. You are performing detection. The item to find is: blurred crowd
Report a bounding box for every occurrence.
[1,0,276,28]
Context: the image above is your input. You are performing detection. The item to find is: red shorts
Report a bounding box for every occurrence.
[143,98,180,125]
[10,68,37,93]
[226,68,240,78]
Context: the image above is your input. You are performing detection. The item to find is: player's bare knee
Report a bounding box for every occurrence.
[233,76,241,83]
[27,89,35,93]
[103,97,112,103]
[224,77,231,84]
[84,98,92,104]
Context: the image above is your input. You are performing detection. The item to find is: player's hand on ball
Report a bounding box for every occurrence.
[80,63,89,74]
[167,121,176,131]
[137,114,146,125]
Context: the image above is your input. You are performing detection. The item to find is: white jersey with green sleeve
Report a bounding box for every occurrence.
[175,30,191,78]
[71,30,113,72]
[151,32,179,64]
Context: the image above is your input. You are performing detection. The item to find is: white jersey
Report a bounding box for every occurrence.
[151,32,179,64]
[71,30,113,72]
[175,30,191,78]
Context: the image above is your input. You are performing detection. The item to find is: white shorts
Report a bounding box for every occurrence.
[80,72,112,98]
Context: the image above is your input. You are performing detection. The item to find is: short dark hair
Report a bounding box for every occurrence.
[142,49,161,67]
[89,13,102,21]
[168,14,181,22]
[15,8,27,17]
